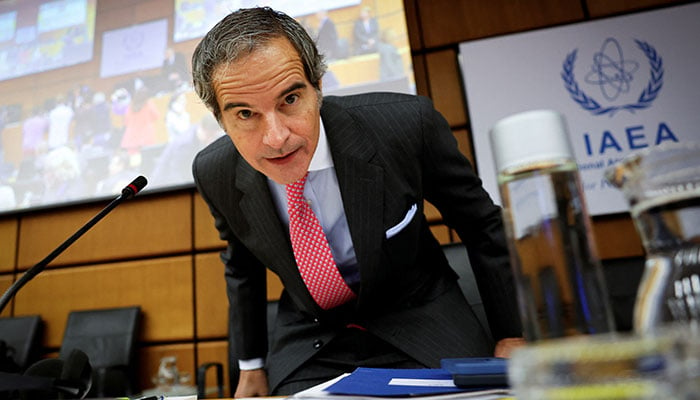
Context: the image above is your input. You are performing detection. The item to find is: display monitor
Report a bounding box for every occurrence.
[0,0,96,82]
[0,0,415,214]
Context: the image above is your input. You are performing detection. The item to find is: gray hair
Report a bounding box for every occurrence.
[191,7,327,122]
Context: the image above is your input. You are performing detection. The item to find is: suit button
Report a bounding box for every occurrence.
[313,339,323,349]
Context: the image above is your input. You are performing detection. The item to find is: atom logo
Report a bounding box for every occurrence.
[584,38,640,101]
[561,38,664,116]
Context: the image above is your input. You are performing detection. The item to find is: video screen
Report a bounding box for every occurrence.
[174,0,363,42]
[0,0,96,82]
[0,0,415,214]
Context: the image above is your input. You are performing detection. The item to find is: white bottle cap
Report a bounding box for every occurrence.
[489,109,575,174]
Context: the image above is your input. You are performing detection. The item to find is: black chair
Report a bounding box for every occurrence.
[59,306,141,398]
[0,315,43,373]
[441,242,492,338]
[196,362,224,399]
[601,256,646,332]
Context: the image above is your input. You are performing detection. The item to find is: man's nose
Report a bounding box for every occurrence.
[261,113,290,148]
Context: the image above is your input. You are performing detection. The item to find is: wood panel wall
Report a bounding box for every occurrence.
[0,0,692,396]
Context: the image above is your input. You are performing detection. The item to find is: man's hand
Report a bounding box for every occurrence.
[493,337,526,358]
[234,368,269,397]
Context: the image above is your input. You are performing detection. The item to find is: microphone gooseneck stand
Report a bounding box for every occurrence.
[0,176,148,314]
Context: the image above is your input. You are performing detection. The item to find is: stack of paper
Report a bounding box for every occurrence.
[291,368,512,400]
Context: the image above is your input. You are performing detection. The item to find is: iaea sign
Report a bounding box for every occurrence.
[460,3,700,215]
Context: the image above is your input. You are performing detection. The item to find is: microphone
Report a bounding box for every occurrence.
[121,175,147,199]
[0,348,92,399]
[0,176,148,313]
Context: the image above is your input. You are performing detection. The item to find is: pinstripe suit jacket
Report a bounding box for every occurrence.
[192,92,520,391]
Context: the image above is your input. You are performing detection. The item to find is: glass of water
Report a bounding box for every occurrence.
[605,142,700,333]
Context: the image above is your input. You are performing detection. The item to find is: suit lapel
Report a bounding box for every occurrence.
[322,99,385,310]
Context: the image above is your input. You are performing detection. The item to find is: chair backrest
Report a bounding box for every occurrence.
[59,306,141,397]
[601,256,645,332]
[441,243,492,338]
[0,315,43,372]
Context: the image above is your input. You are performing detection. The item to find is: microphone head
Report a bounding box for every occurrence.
[121,176,148,199]
[21,349,93,399]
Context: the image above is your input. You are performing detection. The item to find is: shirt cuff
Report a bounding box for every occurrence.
[238,358,265,370]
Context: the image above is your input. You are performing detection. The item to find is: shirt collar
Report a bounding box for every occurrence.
[308,116,333,171]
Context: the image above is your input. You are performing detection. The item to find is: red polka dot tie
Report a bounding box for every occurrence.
[286,173,356,310]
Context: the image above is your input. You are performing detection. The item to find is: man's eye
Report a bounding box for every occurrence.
[284,94,299,105]
[238,109,253,119]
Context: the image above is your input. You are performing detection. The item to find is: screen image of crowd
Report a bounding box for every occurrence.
[0,1,414,214]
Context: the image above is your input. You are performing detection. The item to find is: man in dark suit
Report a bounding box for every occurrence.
[191,7,523,397]
[315,10,339,60]
[352,6,380,54]
[160,47,189,92]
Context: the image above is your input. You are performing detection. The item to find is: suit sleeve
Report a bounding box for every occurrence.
[192,151,270,361]
[417,97,522,340]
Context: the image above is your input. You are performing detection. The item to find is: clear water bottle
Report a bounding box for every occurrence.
[490,110,615,341]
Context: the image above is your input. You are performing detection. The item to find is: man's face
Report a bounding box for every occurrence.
[213,37,321,185]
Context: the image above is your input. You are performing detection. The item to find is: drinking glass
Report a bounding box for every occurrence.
[605,142,700,333]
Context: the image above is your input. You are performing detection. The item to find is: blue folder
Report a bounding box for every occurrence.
[324,367,502,396]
